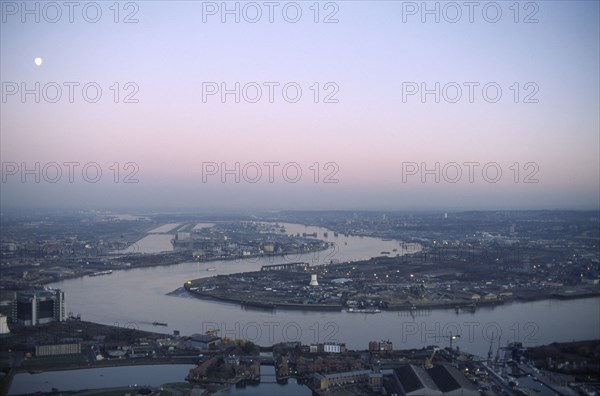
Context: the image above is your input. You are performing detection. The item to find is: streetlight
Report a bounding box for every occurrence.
[446,332,461,349]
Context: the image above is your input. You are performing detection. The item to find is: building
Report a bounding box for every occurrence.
[0,314,9,334]
[427,364,479,395]
[369,372,384,389]
[312,370,372,390]
[276,354,289,378]
[312,369,389,391]
[312,373,329,390]
[176,231,191,241]
[130,344,155,358]
[187,334,222,349]
[390,364,478,396]
[310,342,347,354]
[393,364,442,395]
[369,340,393,353]
[11,289,66,326]
[369,341,378,352]
[35,343,81,357]
[224,354,240,365]
[323,342,346,354]
[262,242,275,253]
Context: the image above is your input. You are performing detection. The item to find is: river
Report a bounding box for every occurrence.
[9,364,310,396]
[50,223,599,358]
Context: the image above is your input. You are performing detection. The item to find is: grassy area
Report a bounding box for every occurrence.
[21,353,87,367]
[162,382,192,390]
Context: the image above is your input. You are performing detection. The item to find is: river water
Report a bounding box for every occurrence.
[49,223,599,358]
[9,364,195,395]
[214,366,311,396]
[9,364,310,396]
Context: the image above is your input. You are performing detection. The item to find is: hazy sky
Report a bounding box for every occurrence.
[1,1,599,211]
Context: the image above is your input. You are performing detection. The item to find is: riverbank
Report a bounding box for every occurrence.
[6,338,599,396]
[6,364,201,396]
[182,286,343,311]
[2,358,200,395]
[1,243,332,293]
[181,254,600,314]
[2,357,201,396]
[44,219,599,356]
[14,356,199,374]
[184,281,600,313]
[0,219,337,292]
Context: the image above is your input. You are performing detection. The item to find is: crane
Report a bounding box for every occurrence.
[424,346,440,369]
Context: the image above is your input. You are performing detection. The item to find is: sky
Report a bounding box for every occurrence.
[1,0,599,211]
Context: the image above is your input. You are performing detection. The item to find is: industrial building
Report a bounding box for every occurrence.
[311,364,478,394]
[10,289,66,326]
[187,334,222,350]
[35,343,81,357]
[312,369,388,391]
[390,364,479,396]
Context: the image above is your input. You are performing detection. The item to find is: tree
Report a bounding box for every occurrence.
[241,341,257,355]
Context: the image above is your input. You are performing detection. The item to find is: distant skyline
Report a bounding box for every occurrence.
[1,1,599,211]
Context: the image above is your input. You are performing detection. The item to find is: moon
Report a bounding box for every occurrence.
[34,57,43,66]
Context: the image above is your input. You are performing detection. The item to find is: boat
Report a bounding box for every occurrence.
[152,321,168,326]
[206,267,216,271]
[347,307,381,314]
[89,270,113,277]
[380,251,390,255]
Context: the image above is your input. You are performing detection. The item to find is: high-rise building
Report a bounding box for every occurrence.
[11,289,66,326]
[0,314,9,334]
[369,340,393,353]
